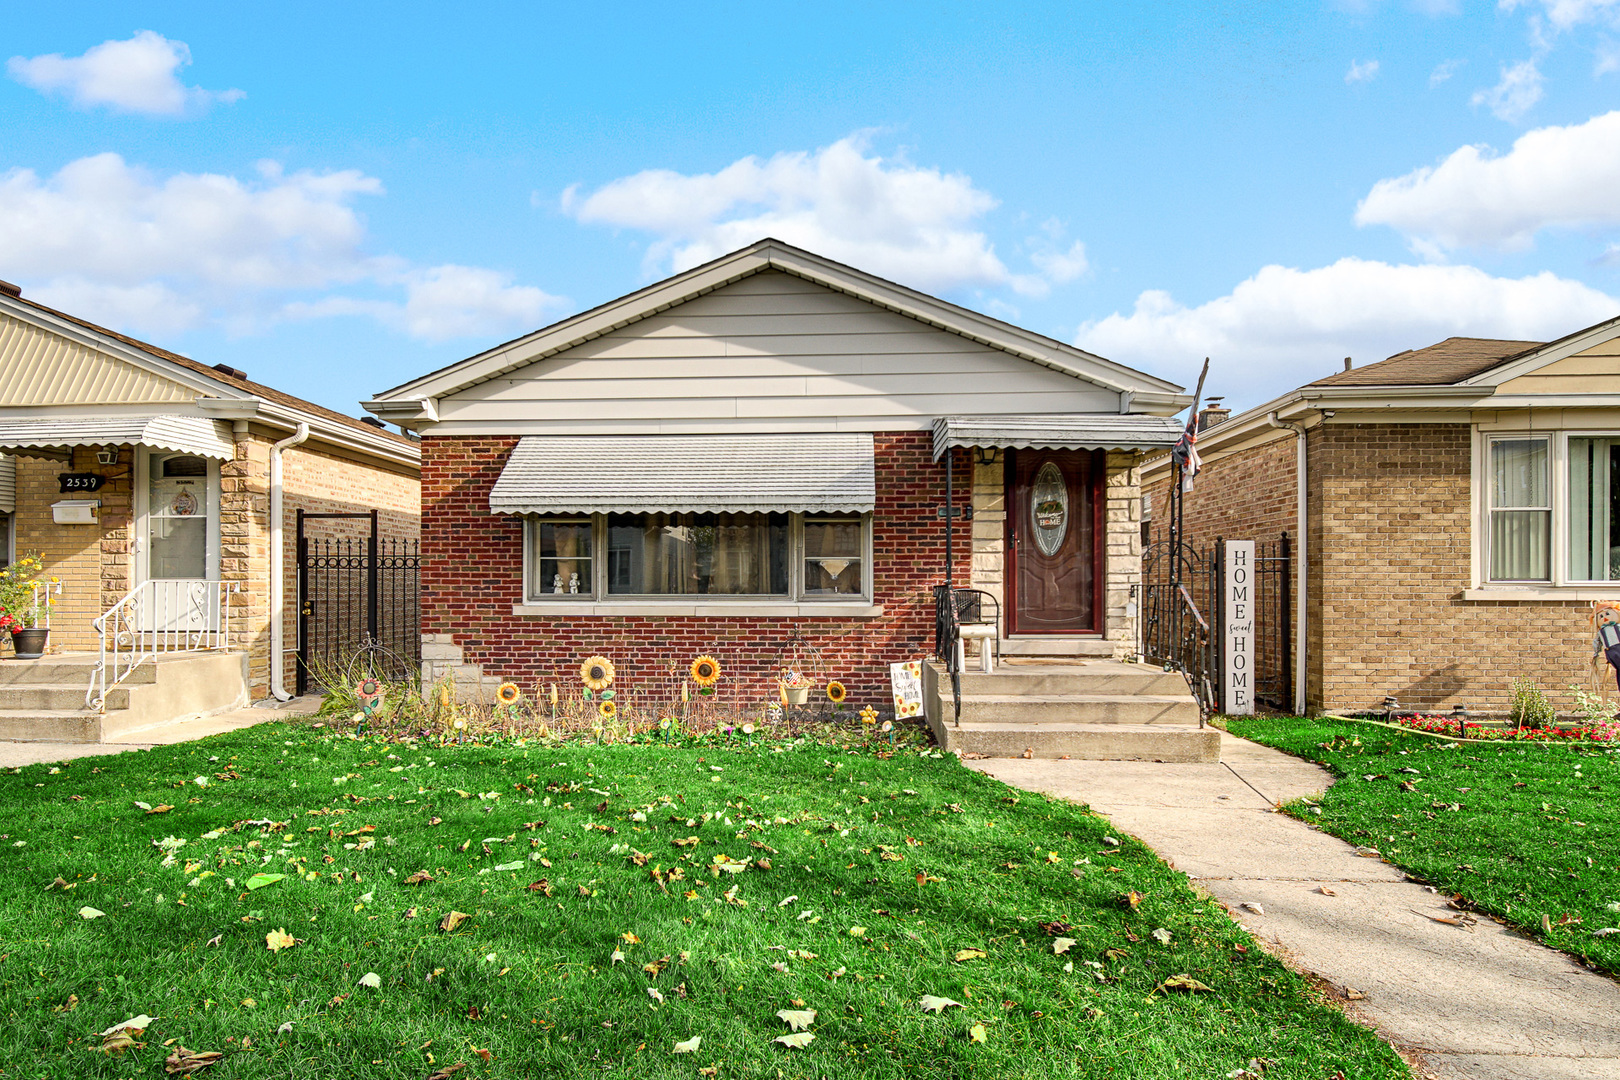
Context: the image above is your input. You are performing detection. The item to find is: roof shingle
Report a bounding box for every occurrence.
[1309,337,1544,388]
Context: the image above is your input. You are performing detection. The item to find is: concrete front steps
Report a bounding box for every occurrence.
[923,659,1218,762]
[0,651,249,743]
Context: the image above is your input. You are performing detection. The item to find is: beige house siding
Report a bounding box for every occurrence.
[434,271,1121,432]
[1497,336,1620,396]
[0,313,195,406]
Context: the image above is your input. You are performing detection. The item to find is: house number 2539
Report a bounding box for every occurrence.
[57,473,106,493]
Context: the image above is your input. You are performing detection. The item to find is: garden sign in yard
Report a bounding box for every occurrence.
[891,661,923,719]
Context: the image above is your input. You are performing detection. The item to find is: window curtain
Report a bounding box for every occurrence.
[1489,438,1550,581]
[1569,438,1615,581]
[608,513,787,595]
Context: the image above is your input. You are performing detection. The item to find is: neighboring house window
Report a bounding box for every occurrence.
[1488,437,1550,581]
[1569,436,1620,581]
[0,512,11,569]
[524,513,870,602]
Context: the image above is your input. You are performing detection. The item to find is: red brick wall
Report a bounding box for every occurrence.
[421,431,970,705]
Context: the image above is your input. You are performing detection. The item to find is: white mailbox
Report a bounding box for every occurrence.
[52,499,100,524]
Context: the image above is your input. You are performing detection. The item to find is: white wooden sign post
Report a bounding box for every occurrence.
[1222,540,1256,716]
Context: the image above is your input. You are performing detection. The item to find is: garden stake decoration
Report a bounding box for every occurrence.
[1592,602,1620,702]
[826,680,847,705]
[690,655,721,695]
[496,682,523,724]
[882,719,894,748]
[581,656,615,693]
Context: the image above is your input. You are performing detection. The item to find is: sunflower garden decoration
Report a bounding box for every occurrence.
[599,699,617,720]
[580,655,615,699]
[825,679,847,704]
[689,654,721,695]
[496,681,523,724]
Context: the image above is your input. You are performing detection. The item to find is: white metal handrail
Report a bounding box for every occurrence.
[29,580,62,630]
[86,579,240,711]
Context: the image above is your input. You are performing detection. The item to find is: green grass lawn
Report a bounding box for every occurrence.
[0,724,1408,1079]
[1228,717,1620,977]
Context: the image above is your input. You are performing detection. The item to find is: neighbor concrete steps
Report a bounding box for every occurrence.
[924,659,1218,762]
[0,651,248,742]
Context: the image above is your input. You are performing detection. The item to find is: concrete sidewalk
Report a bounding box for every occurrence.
[0,697,320,768]
[966,731,1620,1080]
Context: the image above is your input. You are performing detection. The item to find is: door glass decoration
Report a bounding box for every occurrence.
[1030,460,1069,556]
[148,454,209,579]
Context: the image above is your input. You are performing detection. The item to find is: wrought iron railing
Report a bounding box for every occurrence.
[1136,534,1218,720]
[86,579,240,711]
[30,580,62,630]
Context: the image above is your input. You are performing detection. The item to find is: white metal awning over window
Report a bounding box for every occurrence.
[0,415,235,461]
[931,414,1185,459]
[489,433,877,515]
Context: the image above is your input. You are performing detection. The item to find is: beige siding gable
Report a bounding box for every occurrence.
[0,312,194,406]
[436,271,1121,432]
[1498,331,1620,396]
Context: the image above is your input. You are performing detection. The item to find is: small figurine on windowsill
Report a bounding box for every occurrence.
[568,572,580,594]
[1592,601,1620,702]
[553,574,564,594]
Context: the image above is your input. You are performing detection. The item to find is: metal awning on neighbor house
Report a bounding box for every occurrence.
[0,415,236,461]
[488,433,876,515]
[931,414,1186,459]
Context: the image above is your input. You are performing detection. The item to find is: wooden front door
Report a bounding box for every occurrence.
[1006,448,1101,634]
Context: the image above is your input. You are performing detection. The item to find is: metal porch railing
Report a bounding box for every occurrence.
[86,579,240,711]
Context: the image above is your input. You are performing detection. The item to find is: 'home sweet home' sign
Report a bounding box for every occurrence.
[1222,541,1255,716]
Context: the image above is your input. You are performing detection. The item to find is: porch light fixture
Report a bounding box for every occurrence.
[96,448,118,465]
[974,447,1000,466]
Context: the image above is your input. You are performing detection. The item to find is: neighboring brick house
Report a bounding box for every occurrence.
[0,281,420,710]
[1143,317,1620,716]
[365,239,1189,704]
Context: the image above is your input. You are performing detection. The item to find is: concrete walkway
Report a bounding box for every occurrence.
[965,731,1620,1080]
[0,697,319,768]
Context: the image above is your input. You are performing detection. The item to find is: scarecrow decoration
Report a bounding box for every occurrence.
[1593,602,1620,700]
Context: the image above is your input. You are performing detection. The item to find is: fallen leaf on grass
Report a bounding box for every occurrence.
[1153,976,1214,994]
[404,871,433,885]
[647,987,664,1004]
[78,906,105,920]
[968,1022,988,1043]
[1052,937,1076,955]
[162,1046,223,1074]
[46,876,71,890]
[1151,928,1172,945]
[777,1008,816,1031]
[425,1065,466,1080]
[1119,890,1144,909]
[848,926,867,937]
[357,972,381,989]
[265,929,299,952]
[146,804,173,815]
[919,995,962,1012]
[672,1036,701,1054]
[773,1031,814,1049]
[1593,928,1620,938]
[102,1015,154,1035]
[954,948,986,962]
[439,911,470,933]
[610,948,625,964]
[245,873,285,891]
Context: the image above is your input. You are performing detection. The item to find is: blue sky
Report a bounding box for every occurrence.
[4,1,1620,416]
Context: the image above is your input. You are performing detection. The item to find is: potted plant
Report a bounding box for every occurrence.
[0,555,55,660]
[779,669,815,706]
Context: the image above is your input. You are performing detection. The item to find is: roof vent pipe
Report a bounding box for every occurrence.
[1343,357,1353,372]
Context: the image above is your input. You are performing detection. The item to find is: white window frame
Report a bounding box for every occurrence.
[134,448,222,584]
[517,511,880,617]
[1472,424,1620,595]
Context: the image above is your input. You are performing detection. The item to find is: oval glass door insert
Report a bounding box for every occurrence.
[1030,460,1068,556]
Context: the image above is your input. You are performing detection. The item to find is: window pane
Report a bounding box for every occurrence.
[530,520,592,596]
[804,517,862,595]
[1569,437,1620,581]
[1490,510,1550,581]
[607,512,787,595]
[1491,438,1548,508]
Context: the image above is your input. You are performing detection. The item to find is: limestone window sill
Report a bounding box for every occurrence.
[1462,586,1617,602]
[511,601,886,618]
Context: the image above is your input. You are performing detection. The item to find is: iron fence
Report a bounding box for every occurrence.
[296,509,420,693]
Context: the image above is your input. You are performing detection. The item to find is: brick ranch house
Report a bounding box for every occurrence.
[0,280,420,732]
[1143,314,1620,716]
[364,239,1190,710]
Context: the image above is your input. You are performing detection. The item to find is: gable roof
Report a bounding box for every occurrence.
[1309,336,1544,388]
[0,289,418,464]
[365,238,1189,419]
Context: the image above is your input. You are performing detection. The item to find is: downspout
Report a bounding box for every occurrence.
[1267,412,1308,715]
[269,423,310,700]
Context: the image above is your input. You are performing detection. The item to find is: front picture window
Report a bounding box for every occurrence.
[607,512,788,596]
[1569,436,1620,581]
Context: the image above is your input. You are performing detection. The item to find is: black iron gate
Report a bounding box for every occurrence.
[295,509,420,694]
[1136,528,1292,716]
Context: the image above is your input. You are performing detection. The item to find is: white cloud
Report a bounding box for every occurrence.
[1501,0,1620,32]
[7,31,242,117]
[1429,58,1465,86]
[563,135,1079,299]
[0,153,559,341]
[1471,58,1545,120]
[1346,58,1381,83]
[1075,258,1618,407]
[1356,110,1620,250]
